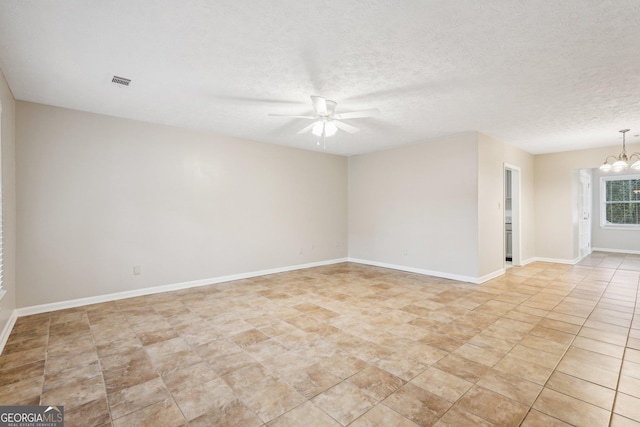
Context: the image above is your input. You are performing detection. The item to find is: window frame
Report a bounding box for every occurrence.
[600,174,640,230]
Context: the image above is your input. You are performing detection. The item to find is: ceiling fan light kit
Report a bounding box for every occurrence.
[599,129,640,172]
[269,95,379,148]
[312,120,338,137]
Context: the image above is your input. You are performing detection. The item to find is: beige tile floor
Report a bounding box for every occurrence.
[1,251,640,426]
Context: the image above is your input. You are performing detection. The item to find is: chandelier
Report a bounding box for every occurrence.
[599,129,640,172]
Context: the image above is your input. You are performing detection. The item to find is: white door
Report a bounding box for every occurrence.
[579,171,592,258]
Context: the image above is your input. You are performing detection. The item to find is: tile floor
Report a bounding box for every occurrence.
[1,251,640,426]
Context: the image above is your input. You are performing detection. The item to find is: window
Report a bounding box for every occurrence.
[601,175,640,228]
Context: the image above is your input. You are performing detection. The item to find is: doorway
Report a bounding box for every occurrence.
[578,170,592,259]
[504,164,521,266]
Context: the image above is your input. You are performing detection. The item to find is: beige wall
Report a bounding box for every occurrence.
[348,132,535,282]
[534,152,575,261]
[503,142,536,263]
[11,92,627,310]
[0,69,16,334]
[535,144,640,261]
[348,133,481,279]
[477,134,507,277]
[16,102,348,307]
[477,134,535,274]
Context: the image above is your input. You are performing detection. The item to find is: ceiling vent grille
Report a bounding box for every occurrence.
[111,75,131,86]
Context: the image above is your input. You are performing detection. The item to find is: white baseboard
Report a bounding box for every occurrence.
[0,310,18,355]
[592,247,640,255]
[347,258,502,284]
[15,258,349,317]
[515,256,580,266]
[478,268,506,283]
[531,256,581,265]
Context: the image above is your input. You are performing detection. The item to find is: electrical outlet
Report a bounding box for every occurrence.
[133,266,141,275]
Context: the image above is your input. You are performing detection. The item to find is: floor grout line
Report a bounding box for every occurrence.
[519,272,622,426]
[607,274,640,427]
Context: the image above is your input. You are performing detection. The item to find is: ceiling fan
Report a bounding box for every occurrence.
[269,95,379,141]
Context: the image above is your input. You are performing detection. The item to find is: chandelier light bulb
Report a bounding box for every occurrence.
[311,120,338,137]
[324,121,338,137]
[311,122,324,137]
[612,159,629,172]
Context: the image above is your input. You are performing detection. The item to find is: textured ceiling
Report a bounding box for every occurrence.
[1,0,640,156]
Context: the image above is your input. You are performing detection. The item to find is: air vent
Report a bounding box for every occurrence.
[111,75,131,86]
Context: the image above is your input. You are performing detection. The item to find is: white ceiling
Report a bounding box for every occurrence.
[1,1,640,156]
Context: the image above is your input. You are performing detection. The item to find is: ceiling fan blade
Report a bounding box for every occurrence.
[297,122,317,134]
[334,120,360,134]
[268,114,316,119]
[311,95,327,115]
[333,109,380,120]
[326,100,337,115]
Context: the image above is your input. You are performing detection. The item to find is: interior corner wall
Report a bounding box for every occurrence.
[477,134,506,277]
[477,133,535,274]
[534,143,640,262]
[502,141,535,264]
[16,102,348,308]
[0,69,16,332]
[348,133,480,280]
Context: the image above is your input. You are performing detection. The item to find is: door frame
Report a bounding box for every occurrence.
[578,170,592,259]
[504,163,521,266]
